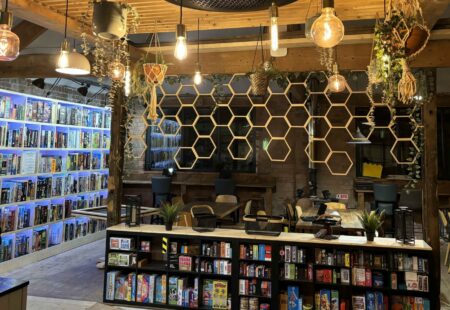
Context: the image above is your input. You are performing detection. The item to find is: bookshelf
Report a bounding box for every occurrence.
[146,119,181,169]
[0,88,111,264]
[104,225,435,310]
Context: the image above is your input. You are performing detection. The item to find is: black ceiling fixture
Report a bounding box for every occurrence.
[32,78,45,89]
[77,84,90,97]
[165,0,295,12]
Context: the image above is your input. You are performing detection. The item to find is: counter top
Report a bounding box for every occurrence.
[0,278,29,297]
[108,224,432,251]
[123,179,276,189]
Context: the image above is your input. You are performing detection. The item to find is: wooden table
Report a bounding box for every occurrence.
[123,179,275,212]
[72,206,159,220]
[0,278,29,310]
[296,206,364,235]
[182,201,242,221]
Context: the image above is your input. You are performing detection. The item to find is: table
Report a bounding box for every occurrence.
[72,206,159,220]
[0,278,29,310]
[123,178,275,212]
[182,201,242,221]
[296,206,364,235]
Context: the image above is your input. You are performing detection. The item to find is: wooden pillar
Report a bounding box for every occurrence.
[107,89,127,226]
[423,90,440,306]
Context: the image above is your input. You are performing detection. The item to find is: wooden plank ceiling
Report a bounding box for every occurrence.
[30,0,384,33]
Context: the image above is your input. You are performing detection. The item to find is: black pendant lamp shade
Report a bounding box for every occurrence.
[165,0,295,12]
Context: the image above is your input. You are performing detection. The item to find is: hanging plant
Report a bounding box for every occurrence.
[372,0,429,105]
[318,47,334,74]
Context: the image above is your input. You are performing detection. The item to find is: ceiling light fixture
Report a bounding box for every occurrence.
[109,43,125,81]
[174,0,187,61]
[55,0,90,75]
[347,126,372,145]
[311,0,345,48]
[269,1,279,52]
[31,78,45,89]
[77,83,90,97]
[0,0,19,61]
[193,18,202,85]
[327,63,346,93]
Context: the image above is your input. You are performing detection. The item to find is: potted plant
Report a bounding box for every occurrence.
[248,61,284,96]
[358,210,385,242]
[160,202,181,231]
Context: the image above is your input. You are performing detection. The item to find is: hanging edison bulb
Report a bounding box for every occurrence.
[269,2,279,52]
[0,6,20,61]
[311,0,345,48]
[56,39,70,70]
[194,64,202,85]
[124,63,131,96]
[328,63,346,93]
[175,24,187,60]
[109,58,125,81]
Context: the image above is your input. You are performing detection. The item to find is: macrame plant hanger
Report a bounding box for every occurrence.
[143,22,168,123]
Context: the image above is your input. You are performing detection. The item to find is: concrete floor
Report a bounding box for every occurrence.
[2,239,106,302]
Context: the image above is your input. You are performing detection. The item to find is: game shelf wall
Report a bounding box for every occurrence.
[0,88,111,264]
[104,225,435,310]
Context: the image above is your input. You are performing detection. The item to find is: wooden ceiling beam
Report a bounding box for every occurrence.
[8,0,145,60]
[12,20,47,51]
[2,39,450,78]
[421,0,450,29]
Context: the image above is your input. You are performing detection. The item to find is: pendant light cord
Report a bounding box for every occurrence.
[5,0,8,12]
[179,0,183,24]
[197,18,200,64]
[64,0,69,39]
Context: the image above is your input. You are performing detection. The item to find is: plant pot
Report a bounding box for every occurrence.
[249,71,269,96]
[93,1,127,40]
[165,220,173,231]
[143,63,168,86]
[366,231,375,242]
[405,24,430,58]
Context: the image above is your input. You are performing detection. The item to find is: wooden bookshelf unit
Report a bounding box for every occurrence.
[0,88,111,265]
[104,224,436,310]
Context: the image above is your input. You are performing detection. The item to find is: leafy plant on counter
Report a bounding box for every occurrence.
[358,210,385,234]
[159,202,182,227]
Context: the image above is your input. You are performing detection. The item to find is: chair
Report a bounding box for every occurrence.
[175,211,193,227]
[373,183,398,235]
[215,178,235,196]
[244,200,253,216]
[285,200,299,232]
[152,176,172,208]
[215,195,238,203]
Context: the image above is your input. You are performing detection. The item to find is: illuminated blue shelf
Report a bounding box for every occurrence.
[0,88,110,264]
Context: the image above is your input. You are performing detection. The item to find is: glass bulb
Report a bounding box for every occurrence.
[175,36,187,61]
[328,73,346,93]
[194,70,202,85]
[311,7,345,48]
[270,17,279,52]
[0,24,20,61]
[57,50,70,69]
[109,61,125,81]
[124,66,131,97]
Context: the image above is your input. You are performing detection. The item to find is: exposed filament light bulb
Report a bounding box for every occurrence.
[124,64,131,97]
[270,2,279,52]
[174,24,187,61]
[311,0,345,48]
[194,64,202,85]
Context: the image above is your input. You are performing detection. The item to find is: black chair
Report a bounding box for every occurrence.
[214,178,235,196]
[373,183,398,236]
[152,176,172,208]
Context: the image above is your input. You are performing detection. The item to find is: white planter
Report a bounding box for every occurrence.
[92,1,127,40]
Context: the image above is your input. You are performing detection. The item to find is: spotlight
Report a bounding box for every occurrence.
[77,84,90,97]
[32,78,45,89]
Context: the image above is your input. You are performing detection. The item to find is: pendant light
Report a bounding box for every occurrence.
[328,63,346,93]
[347,127,371,144]
[124,60,131,96]
[174,0,187,61]
[269,2,279,52]
[311,0,345,48]
[0,0,19,61]
[55,0,90,75]
[193,18,202,85]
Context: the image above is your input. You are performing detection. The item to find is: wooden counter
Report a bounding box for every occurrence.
[108,224,432,251]
[0,278,29,310]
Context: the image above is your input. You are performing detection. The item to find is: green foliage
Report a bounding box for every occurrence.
[358,210,385,233]
[159,202,181,224]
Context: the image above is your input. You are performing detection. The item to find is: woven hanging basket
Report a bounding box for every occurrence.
[250,70,269,96]
[143,63,168,86]
[405,24,430,59]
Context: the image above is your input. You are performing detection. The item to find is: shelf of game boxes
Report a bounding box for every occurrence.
[0,88,111,129]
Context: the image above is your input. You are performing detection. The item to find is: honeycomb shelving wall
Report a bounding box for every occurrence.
[125,71,425,177]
